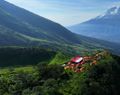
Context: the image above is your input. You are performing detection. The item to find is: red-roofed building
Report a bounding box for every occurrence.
[70,56,84,65]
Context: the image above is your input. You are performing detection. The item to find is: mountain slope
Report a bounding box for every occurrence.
[0,0,120,55]
[0,0,81,45]
[68,6,120,44]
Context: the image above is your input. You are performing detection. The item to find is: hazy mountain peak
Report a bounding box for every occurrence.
[106,6,120,15]
[69,5,120,44]
[98,6,120,18]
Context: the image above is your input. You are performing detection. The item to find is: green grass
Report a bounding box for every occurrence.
[0,50,119,95]
[50,52,72,65]
[0,66,35,75]
[14,66,35,73]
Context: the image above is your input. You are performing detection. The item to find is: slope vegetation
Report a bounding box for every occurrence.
[0,51,119,95]
[0,47,56,67]
[0,0,81,45]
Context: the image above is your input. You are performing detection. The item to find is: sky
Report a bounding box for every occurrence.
[5,0,120,26]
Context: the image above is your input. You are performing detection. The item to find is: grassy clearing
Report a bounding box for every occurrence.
[0,66,35,75]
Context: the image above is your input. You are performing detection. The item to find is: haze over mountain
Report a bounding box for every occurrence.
[0,0,82,46]
[0,1,120,95]
[68,6,120,44]
[0,0,120,55]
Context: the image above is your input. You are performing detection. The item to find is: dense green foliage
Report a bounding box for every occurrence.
[62,54,120,95]
[0,53,119,95]
[0,47,56,67]
[0,1,119,95]
[50,52,72,65]
[0,47,99,67]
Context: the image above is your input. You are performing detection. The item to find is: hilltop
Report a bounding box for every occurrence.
[0,50,119,95]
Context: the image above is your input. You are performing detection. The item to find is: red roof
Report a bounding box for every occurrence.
[71,56,83,63]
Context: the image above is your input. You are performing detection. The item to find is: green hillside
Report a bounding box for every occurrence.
[0,0,81,45]
[50,52,72,65]
[0,46,78,67]
[0,47,56,67]
[0,51,119,95]
[0,46,103,67]
[0,1,119,95]
[0,0,119,55]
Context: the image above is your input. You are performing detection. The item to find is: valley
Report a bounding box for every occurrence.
[0,0,119,95]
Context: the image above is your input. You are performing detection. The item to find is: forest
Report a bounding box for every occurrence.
[0,47,119,95]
